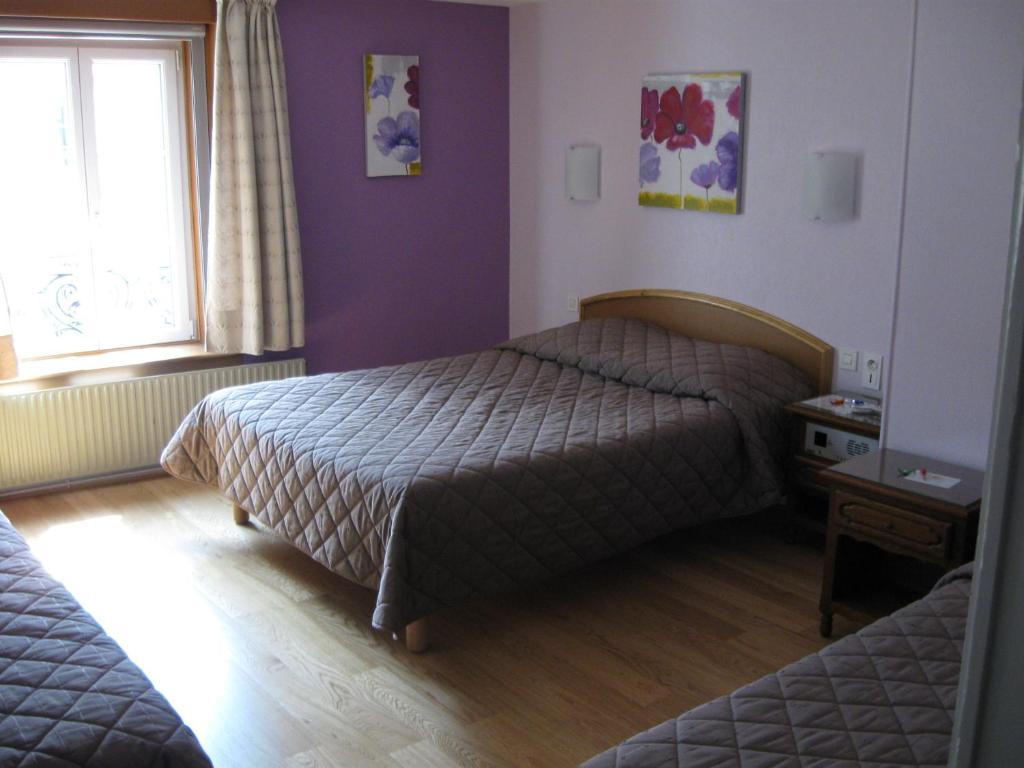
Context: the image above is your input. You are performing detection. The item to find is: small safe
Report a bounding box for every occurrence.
[803,423,879,463]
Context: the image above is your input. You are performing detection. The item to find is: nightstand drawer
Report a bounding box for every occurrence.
[832,491,951,560]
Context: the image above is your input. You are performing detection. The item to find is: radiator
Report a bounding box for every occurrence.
[0,359,305,493]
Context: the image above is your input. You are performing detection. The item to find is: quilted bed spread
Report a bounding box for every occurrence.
[582,563,975,768]
[0,513,211,768]
[161,318,812,632]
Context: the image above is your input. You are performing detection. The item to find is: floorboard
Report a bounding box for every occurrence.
[1,477,868,767]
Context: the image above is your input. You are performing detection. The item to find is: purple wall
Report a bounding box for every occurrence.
[276,0,509,374]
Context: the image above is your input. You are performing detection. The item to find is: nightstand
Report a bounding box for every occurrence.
[784,395,882,532]
[817,448,983,637]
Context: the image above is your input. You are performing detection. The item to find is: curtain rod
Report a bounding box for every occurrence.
[0,18,206,40]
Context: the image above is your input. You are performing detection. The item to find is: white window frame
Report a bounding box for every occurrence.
[81,43,196,348]
[0,19,210,360]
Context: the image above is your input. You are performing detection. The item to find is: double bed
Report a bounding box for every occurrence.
[161,290,833,649]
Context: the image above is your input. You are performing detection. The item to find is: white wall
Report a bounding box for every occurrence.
[510,0,1024,468]
[885,0,1024,467]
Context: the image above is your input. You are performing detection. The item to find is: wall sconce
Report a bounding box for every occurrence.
[802,151,858,222]
[566,144,601,201]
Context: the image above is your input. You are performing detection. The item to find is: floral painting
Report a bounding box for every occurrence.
[639,72,745,214]
[365,54,420,177]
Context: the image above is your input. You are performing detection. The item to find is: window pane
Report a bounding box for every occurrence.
[0,44,196,361]
[0,55,98,357]
[89,55,188,348]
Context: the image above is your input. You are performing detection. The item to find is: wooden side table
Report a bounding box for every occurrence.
[818,448,983,637]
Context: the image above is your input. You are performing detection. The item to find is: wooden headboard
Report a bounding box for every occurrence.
[580,289,834,394]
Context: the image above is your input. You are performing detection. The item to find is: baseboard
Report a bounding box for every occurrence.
[0,466,168,502]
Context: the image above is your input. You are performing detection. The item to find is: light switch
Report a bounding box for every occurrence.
[839,348,858,371]
[567,294,579,314]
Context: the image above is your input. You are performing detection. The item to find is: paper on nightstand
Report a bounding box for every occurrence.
[902,470,961,489]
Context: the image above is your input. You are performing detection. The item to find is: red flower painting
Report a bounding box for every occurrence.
[639,73,745,214]
[641,86,658,141]
[727,84,742,121]
[405,64,420,109]
[653,84,714,150]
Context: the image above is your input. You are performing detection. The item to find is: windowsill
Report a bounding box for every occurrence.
[0,342,242,395]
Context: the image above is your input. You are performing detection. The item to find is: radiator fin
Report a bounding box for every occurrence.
[0,359,305,492]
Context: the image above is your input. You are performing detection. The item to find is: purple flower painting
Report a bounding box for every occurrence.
[374,111,420,166]
[369,75,395,102]
[690,162,720,189]
[638,71,745,214]
[716,131,740,192]
[690,161,720,203]
[640,143,661,185]
[366,53,421,177]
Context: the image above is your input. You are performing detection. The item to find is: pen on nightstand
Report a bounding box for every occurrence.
[898,467,928,478]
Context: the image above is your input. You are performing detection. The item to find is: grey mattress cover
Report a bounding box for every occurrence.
[0,512,211,768]
[162,318,812,632]
[582,563,975,768]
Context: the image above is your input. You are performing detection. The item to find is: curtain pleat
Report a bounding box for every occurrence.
[206,0,304,354]
[0,275,15,379]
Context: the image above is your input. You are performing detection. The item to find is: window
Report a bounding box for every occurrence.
[0,38,202,359]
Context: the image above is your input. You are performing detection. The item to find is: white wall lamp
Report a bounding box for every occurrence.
[802,151,859,222]
[566,144,601,202]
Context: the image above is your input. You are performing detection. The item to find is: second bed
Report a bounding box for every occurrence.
[161,290,832,646]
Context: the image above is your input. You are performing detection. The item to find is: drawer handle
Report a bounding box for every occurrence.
[838,504,946,547]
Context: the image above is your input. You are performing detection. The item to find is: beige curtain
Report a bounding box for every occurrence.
[206,0,304,354]
[0,274,15,380]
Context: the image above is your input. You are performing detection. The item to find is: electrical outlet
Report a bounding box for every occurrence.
[567,294,579,314]
[862,352,883,390]
[839,348,858,372]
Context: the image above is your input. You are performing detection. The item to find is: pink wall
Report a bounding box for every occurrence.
[510,0,1024,469]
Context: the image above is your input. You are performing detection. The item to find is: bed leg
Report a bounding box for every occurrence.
[232,504,250,525]
[404,617,430,654]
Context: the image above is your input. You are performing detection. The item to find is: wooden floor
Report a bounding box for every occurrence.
[2,478,863,768]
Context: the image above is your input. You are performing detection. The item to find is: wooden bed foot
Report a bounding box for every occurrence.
[819,612,833,638]
[232,504,250,525]
[404,617,430,654]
